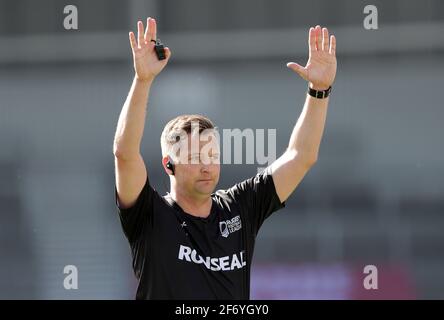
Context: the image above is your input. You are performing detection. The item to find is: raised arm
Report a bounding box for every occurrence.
[113,18,171,209]
[270,25,337,203]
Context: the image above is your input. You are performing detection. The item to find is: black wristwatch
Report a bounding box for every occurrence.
[308,86,332,99]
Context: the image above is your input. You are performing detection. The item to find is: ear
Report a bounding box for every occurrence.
[162,156,174,175]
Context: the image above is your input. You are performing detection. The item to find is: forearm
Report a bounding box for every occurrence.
[113,76,154,159]
[287,93,329,162]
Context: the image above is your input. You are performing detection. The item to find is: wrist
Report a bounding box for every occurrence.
[135,74,155,85]
[309,82,331,91]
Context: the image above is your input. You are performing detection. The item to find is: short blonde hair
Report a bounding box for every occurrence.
[160,114,215,158]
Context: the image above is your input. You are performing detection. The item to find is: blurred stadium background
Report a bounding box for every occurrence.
[0,0,443,299]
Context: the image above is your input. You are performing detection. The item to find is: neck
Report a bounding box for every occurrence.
[169,188,212,218]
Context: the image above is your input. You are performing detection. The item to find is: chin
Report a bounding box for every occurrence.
[195,183,216,195]
[198,187,215,195]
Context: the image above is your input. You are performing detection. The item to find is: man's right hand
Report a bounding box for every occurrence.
[129,17,171,82]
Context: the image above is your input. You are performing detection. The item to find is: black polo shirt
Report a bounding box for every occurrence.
[115,168,285,300]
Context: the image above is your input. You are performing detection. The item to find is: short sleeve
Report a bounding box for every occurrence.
[115,177,154,246]
[226,167,285,235]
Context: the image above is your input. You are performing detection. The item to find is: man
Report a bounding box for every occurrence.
[113,17,337,299]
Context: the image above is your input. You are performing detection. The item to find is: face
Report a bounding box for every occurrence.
[165,130,221,199]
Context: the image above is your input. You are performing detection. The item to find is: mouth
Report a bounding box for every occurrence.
[197,179,213,182]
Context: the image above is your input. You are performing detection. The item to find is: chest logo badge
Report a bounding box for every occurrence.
[219,215,242,238]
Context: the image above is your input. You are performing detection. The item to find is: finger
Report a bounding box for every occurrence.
[137,20,144,47]
[165,47,172,60]
[322,27,329,52]
[144,17,151,41]
[286,62,308,81]
[149,17,157,41]
[129,31,137,51]
[329,35,336,55]
[315,25,322,51]
[308,27,316,53]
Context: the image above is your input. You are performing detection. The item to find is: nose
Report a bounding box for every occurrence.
[200,164,210,174]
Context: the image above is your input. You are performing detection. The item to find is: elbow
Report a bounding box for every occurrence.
[304,157,318,168]
[113,142,130,160]
[113,147,123,159]
[301,152,318,168]
[113,143,141,161]
[298,155,317,169]
[286,149,318,168]
[113,141,122,158]
[113,147,122,159]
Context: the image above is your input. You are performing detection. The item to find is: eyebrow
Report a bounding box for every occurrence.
[187,153,220,158]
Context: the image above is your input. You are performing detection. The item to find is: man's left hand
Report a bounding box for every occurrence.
[287,25,337,91]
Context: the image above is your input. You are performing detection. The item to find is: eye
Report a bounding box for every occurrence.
[203,154,220,163]
[190,154,200,163]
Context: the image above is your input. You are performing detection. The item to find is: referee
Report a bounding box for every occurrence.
[113,17,337,299]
